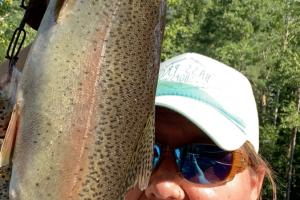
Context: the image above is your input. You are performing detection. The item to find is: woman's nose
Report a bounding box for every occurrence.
[145,180,185,200]
[145,152,185,200]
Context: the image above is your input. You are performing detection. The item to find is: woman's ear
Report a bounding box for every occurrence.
[250,166,266,200]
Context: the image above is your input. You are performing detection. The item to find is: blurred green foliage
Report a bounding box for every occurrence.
[0,0,35,63]
[161,0,300,199]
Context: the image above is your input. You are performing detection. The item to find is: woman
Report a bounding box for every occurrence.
[126,53,276,200]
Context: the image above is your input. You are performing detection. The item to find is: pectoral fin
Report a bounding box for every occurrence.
[0,105,19,167]
[123,112,155,195]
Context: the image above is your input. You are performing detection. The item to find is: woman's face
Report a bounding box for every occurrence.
[125,107,265,200]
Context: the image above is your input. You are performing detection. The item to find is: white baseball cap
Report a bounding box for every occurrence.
[155,53,259,152]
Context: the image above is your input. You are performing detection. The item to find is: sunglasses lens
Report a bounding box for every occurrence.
[176,145,233,184]
[152,144,161,169]
[152,144,234,184]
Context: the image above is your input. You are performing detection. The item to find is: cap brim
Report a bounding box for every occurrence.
[155,95,247,151]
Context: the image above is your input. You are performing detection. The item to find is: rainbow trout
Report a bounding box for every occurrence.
[3,0,166,199]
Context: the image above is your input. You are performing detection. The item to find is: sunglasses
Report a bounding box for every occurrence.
[152,143,248,185]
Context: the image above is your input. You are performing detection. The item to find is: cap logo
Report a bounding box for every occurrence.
[159,58,212,88]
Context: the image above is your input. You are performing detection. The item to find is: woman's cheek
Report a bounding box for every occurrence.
[185,186,220,200]
[185,170,253,200]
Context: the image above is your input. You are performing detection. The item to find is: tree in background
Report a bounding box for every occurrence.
[0,0,35,63]
[162,0,300,199]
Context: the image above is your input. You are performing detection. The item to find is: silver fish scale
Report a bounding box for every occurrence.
[9,0,166,199]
